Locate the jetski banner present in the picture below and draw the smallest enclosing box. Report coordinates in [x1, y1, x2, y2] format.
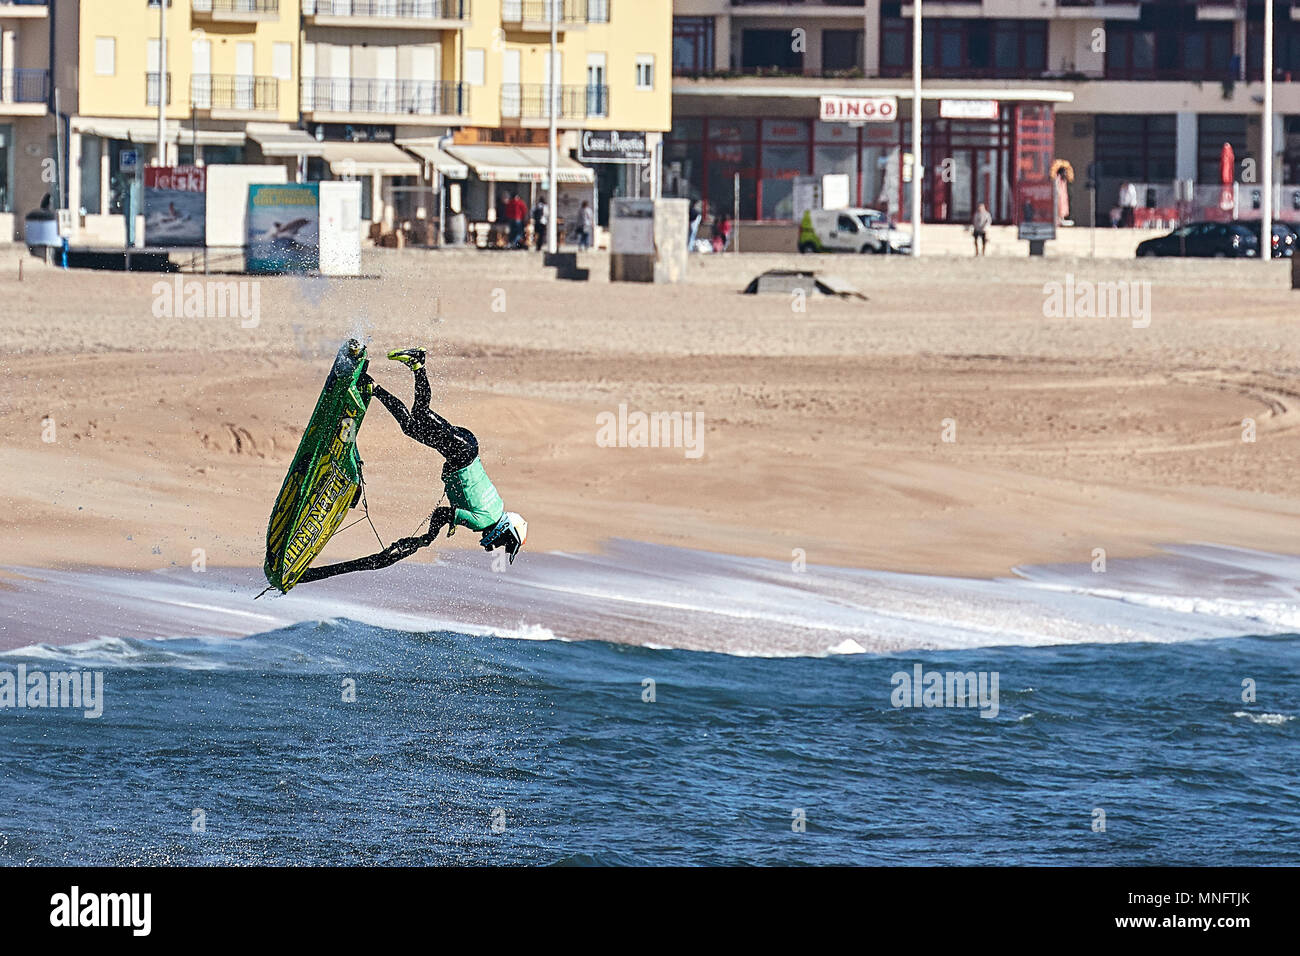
[246, 183, 320, 274]
[143, 166, 207, 248]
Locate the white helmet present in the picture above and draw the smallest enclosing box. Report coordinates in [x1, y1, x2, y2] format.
[483, 512, 528, 563]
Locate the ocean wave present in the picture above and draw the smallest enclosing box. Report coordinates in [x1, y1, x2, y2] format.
[1232, 711, 1295, 726]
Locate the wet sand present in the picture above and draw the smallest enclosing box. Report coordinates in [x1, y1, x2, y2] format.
[3, 245, 1300, 646]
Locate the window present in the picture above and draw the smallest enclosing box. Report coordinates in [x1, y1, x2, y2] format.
[635, 54, 654, 90]
[272, 43, 292, 81]
[465, 48, 485, 87]
[94, 37, 116, 77]
[1108, 12, 1233, 80]
[822, 30, 863, 73]
[742, 29, 802, 74]
[673, 16, 714, 75]
[1197, 114, 1248, 184]
[881, 18, 1045, 77]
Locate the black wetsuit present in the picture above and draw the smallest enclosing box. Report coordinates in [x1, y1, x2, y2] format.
[296, 366, 471, 584]
[370, 365, 479, 470]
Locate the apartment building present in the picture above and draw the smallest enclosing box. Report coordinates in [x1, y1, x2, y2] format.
[50, 0, 303, 239]
[1, 0, 668, 241]
[668, 1, 1300, 227]
[0, 0, 51, 239]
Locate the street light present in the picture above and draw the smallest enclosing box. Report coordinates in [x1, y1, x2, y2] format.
[547, 1, 559, 254]
[1263, 0, 1274, 261]
[156, 0, 167, 165]
[910, 0, 922, 256]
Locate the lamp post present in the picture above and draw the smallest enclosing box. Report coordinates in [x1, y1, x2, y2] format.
[156, 0, 167, 165]
[546, 1, 559, 254]
[1263, 0, 1274, 261]
[910, 0, 922, 256]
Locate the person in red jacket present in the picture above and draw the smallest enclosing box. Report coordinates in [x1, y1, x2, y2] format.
[505, 192, 528, 248]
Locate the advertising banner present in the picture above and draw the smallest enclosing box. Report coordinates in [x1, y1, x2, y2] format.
[144, 166, 206, 248]
[247, 183, 320, 273]
[1017, 181, 1056, 241]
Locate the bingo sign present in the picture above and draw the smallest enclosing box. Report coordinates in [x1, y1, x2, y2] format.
[143, 166, 207, 248]
[819, 95, 897, 123]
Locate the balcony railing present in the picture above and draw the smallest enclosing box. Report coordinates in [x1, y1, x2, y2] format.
[0, 68, 49, 104]
[192, 0, 280, 13]
[146, 72, 172, 107]
[301, 78, 469, 116]
[192, 74, 279, 112]
[731, 0, 863, 5]
[303, 0, 470, 18]
[501, 83, 608, 120]
[502, 0, 608, 26]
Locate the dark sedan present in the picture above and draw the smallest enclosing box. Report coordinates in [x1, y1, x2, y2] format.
[1136, 221, 1260, 258]
[1244, 220, 1299, 257]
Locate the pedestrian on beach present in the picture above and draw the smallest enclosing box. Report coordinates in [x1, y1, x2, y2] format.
[972, 202, 991, 256]
[1119, 181, 1138, 228]
[578, 200, 594, 250]
[714, 214, 733, 252]
[506, 192, 527, 248]
[688, 199, 703, 252]
[531, 197, 547, 251]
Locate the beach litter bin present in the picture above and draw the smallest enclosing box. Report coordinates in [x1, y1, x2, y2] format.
[24, 205, 59, 255]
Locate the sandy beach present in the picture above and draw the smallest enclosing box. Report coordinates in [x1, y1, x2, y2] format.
[3, 245, 1300, 631]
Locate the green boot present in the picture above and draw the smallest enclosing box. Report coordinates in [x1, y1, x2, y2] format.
[387, 348, 426, 371]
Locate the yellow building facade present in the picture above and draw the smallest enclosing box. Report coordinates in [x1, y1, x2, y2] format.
[6, 0, 670, 241]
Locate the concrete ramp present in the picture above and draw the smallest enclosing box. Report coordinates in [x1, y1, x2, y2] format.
[742, 269, 866, 299]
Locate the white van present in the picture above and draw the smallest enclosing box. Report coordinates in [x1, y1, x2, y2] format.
[798, 208, 911, 255]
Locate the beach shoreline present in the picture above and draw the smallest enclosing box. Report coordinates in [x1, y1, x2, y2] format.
[5, 245, 1300, 643]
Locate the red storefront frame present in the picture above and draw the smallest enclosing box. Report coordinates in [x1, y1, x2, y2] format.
[671, 107, 1050, 226]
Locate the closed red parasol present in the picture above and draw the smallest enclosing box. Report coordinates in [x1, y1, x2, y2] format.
[1219, 142, 1235, 212]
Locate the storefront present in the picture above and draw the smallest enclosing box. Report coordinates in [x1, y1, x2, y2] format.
[444, 142, 595, 244]
[666, 86, 1070, 225]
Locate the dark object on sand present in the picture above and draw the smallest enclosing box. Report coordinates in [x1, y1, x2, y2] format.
[743, 269, 866, 299]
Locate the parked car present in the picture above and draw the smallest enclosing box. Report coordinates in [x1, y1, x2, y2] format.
[1242, 220, 1298, 257]
[798, 208, 911, 254]
[1135, 221, 1260, 258]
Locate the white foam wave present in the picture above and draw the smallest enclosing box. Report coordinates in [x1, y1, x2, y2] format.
[1232, 711, 1294, 726]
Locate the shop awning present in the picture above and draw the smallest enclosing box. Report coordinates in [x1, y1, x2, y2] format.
[71, 117, 247, 147]
[318, 141, 421, 177]
[396, 139, 469, 180]
[445, 144, 595, 184]
[247, 123, 326, 158]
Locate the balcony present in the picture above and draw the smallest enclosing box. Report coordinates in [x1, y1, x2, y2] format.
[0, 1, 49, 19]
[730, 0, 864, 8]
[500, 83, 609, 123]
[1053, 0, 1142, 18]
[146, 72, 172, 107]
[192, 74, 279, 117]
[301, 78, 469, 120]
[302, 0, 471, 29]
[501, 0, 610, 33]
[191, 0, 280, 22]
[0, 68, 48, 114]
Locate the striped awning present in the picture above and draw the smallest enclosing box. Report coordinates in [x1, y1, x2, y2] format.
[397, 139, 469, 180]
[445, 144, 594, 184]
[318, 141, 421, 177]
[247, 123, 327, 157]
